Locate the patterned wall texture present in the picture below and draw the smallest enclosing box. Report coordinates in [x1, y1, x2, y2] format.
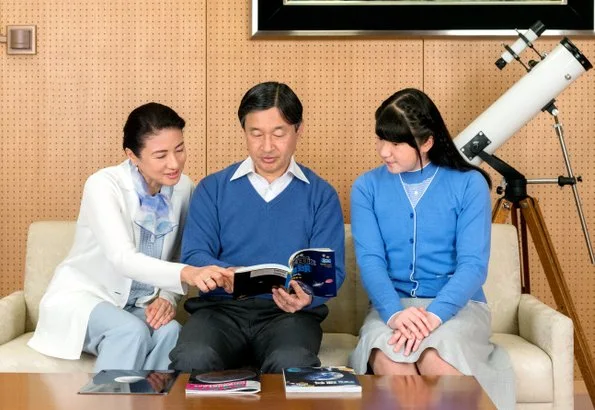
[1, 0, 594, 379]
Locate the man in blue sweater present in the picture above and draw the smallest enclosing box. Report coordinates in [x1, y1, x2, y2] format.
[169, 82, 345, 373]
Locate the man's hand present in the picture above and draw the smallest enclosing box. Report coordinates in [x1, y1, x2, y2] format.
[272, 280, 312, 313]
[180, 265, 235, 293]
[145, 297, 175, 330]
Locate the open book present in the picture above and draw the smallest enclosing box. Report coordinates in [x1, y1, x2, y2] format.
[232, 248, 336, 300]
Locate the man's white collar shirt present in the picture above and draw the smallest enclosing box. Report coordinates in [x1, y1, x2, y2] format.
[230, 156, 310, 202]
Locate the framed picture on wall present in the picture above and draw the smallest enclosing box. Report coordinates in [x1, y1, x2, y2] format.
[252, 0, 594, 37]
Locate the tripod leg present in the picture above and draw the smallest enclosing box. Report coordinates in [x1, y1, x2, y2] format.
[492, 198, 531, 293]
[520, 196, 595, 404]
[492, 197, 513, 224]
[516, 211, 531, 294]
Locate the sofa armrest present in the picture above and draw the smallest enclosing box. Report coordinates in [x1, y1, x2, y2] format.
[518, 293, 573, 406]
[0, 291, 26, 345]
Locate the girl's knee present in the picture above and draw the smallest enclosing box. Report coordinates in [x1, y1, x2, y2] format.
[417, 348, 461, 375]
[419, 348, 440, 360]
[370, 349, 417, 375]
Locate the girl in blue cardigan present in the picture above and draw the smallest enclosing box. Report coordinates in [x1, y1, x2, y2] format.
[349, 88, 514, 408]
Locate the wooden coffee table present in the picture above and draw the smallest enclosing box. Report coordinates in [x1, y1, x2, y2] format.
[1, 372, 496, 409]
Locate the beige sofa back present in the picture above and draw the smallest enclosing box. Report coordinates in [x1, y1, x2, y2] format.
[24, 221, 77, 332]
[22, 222, 371, 335]
[322, 225, 370, 335]
[483, 224, 521, 334]
[23, 221, 520, 336]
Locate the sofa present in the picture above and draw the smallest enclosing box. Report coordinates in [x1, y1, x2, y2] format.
[0, 221, 574, 408]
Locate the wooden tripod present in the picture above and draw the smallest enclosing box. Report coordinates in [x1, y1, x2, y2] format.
[492, 195, 595, 405]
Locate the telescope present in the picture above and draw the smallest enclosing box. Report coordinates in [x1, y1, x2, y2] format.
[453, 22, 595, 404]
[453, 25, 593, 263]
[455, 35, 591, 167]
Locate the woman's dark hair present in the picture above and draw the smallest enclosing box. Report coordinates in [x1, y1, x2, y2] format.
[123, 102, 185, 157]
[375, 88, 491, 187]
[237, 82, 303, 129]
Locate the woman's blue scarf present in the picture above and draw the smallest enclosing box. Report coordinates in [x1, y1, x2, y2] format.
[130, 161, 177, 237]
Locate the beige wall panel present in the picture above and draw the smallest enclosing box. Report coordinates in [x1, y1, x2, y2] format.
[425, 39, 595, 379]
[2, 0, 594, 382]
[205, 1, 423, 218]
[0, 0, 206, 295]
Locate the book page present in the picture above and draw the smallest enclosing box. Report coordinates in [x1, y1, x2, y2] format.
[234, 263, 289, 274]
[233, 264, 290, 299]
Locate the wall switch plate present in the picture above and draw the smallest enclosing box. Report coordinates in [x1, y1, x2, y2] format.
[7, 25, 36, 55]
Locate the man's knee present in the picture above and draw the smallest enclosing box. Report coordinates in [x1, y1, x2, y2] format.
[169, 343, 224, 373]
[261, 346, 320, 374]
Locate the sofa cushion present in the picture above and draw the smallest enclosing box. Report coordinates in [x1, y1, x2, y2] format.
[0, 333, 95, 372]
[318, 332, 358, 367]
[491, 333, 553, 403]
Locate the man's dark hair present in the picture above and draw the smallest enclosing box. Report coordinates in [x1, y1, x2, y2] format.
[237, 82, 303, 129]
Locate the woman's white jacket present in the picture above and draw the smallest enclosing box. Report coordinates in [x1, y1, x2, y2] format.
[28, 160, 194, 360]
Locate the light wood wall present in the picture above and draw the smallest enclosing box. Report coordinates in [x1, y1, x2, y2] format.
[2, 0, 594, 378]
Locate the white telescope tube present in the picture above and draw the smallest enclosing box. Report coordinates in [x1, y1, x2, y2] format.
[455, 38, 592, 166]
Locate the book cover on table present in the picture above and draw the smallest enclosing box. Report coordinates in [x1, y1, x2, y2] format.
[185, 368, 261, 395]
[232, 248, 336, 300]
[282, 366, 362, 394]
[78, 370, 179, 395]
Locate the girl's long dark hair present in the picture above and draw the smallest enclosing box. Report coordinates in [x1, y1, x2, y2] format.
[375, 88, 491, 188]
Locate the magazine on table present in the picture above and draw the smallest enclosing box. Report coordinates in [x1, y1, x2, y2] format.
[232, 248, 336, 300]
[282, 366, 362, 394]
[185, 368, 261, 395]
[78, 370, 179, 395]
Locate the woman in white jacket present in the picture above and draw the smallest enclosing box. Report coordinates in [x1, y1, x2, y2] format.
[28, 102, 234, 371]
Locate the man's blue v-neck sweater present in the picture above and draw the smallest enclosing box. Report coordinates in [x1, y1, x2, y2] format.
[181, 162, 345, 308]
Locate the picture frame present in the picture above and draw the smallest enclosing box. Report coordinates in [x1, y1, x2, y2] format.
[251, 0, 595, 37]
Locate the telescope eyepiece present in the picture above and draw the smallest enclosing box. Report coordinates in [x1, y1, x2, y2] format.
[530, 20, 546, 37]
[496, 20, 545, 70]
